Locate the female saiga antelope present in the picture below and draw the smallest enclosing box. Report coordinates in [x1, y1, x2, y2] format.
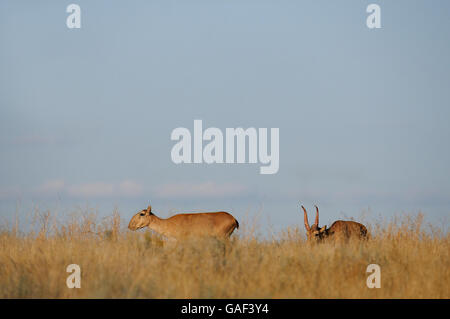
[301, 205, 368, 242]
[128, 205, 239, 240]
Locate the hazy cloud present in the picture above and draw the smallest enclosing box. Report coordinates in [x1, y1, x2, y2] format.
[0, 186, 22, 200]
[68, 180, 144, 198]
[31, 179, 144, 198]
[67, 182, 116, 198]
[35, 179, 65, 194]
[154, 182, 249, 199]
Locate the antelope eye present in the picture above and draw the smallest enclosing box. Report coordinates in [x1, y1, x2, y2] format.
[140, 213, 145, 216]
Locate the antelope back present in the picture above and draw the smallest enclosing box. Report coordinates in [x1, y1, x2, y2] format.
[327, 220, 368, 240]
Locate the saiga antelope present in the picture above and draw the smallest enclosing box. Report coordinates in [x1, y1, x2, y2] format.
[301, 205, 368, 242]
[128, 205, 239, 240]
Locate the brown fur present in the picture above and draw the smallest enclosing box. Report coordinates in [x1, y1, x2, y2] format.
[324, 220, 368, 241]
[300, 205, 368, 242]
[128, 205, 239, 240]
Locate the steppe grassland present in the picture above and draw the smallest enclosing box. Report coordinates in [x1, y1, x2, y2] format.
[0, 209, 448, 298]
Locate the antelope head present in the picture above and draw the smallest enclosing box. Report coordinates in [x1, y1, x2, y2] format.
[128, 205, 154, 230]
[301, 205, 327, 241]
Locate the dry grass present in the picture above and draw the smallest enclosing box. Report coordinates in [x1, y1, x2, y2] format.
[0, 209, 448, 298]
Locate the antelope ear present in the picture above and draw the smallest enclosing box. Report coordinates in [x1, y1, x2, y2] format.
[146, 205, 152, 213]
[320, 226, 327, 233]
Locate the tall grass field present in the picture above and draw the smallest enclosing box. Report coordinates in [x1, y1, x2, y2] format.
[0, 210, 448, 298]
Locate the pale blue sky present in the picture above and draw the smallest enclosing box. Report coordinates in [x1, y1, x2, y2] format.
[1, 1, 449, 232]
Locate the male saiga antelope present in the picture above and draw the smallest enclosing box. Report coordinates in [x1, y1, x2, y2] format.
[128, 205, 239, 240]
[301, 205, 368, 242]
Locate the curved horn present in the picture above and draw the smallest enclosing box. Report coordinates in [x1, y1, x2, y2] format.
[301, 205, 311, 231]
[314, 205, 319, 226]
